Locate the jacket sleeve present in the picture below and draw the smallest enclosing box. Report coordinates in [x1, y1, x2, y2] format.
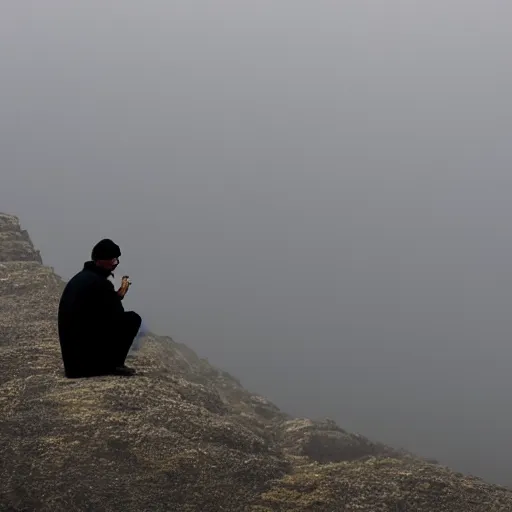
[92, 278, 125, 323]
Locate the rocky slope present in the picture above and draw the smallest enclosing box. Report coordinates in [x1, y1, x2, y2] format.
[1, 212, 512, 511]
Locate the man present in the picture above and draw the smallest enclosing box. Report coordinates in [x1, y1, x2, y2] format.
[57, 238, 142, 378]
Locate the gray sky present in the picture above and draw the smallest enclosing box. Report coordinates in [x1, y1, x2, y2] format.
[2, 1, 512, 485]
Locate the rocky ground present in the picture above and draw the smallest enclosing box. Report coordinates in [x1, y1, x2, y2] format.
[1, 212, 512, 511]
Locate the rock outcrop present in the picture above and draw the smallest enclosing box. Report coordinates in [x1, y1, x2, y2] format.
[0, 213, 42, 263]
[1, 213, 512, 511]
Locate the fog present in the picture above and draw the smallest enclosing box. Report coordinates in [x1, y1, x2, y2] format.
[2, 1, 512, 486]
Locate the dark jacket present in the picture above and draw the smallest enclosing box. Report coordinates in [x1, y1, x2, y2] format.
[57, 261, 125, 377]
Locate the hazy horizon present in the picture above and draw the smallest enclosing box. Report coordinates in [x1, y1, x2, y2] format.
[2, 1, 512, 486]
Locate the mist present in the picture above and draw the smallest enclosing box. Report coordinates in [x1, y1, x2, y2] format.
[2, 1, 512, 486]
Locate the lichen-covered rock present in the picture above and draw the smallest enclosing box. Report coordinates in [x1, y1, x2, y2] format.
[277, 417, 407, 463]
[256, 458, 512, 511]
[1, 212, 512, 511]
[0, 214, 42, 262]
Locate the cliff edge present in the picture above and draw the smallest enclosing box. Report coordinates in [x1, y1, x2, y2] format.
[1, 213, 511, 511]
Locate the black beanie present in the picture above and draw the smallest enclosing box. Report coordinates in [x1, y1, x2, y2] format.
[91, 239, 121, 261]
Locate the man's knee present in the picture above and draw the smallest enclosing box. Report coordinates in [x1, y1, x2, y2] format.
[124, 311, 142, 331]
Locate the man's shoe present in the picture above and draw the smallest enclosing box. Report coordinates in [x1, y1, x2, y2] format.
[111, 365, 136, 376]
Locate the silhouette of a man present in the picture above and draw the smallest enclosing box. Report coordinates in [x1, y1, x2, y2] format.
[57, 239, 141, 378]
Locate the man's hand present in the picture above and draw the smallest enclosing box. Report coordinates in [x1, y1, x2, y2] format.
[117, 276, 132, 299]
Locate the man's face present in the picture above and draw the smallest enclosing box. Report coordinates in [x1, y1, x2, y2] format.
[96, 257, 119, 272]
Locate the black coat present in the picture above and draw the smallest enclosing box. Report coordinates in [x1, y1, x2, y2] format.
[57, 261, 125, 376]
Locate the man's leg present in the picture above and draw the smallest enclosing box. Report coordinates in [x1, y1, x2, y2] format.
[112, 311, 142, 368]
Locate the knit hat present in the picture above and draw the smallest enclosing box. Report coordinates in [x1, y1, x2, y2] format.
[91, 239, 121, 261]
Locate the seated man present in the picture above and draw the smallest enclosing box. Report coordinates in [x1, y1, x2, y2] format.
[57, 238, 142, 378]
